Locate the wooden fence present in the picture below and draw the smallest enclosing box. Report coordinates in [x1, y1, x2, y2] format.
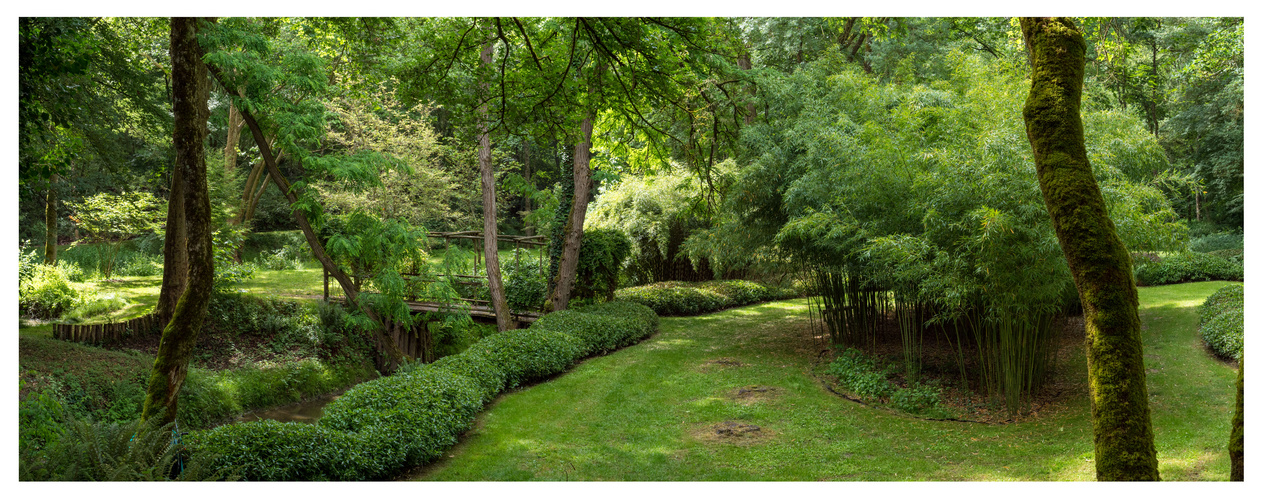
[53, 313, 162, 344]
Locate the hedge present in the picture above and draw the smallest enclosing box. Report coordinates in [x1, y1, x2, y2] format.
[1134, 251, 1243, 286]
[615, 280, 797, 316]
[186, 300, 659, 481]
[1198, 284, 1243, 360]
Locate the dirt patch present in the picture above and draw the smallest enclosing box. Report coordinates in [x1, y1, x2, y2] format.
[731, 385, 780, 404]
[691, 421, 771, 445]
[700, 357, 745, 370]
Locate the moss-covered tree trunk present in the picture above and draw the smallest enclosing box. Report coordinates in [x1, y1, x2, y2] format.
[43, 173, 58, 265]
[1230, 357, 1243, 481]
[478, 39, 514, 331]
[155, 154, 188, 322]
[1020, 17, 1159, 481]
[142, 17, 214, 425]
[548, 111, 594, 312]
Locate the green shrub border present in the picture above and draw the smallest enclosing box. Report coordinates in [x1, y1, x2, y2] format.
[614, 279, 797, 316]
[187, 300, 659, 480]
[1198, 284, 1243, 360]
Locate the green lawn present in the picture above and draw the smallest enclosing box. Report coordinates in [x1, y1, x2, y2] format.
[408, 282, 1239, 481]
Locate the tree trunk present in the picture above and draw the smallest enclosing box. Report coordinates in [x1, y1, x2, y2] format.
[43, 173, 58, 264]
[205, 63, 408, 367]
[142, 17, 214, 425]
[155, 153, 188, 322]
[548, 111, 594, 312]
[1229, 357, 1243, 481]
[478, 39, 514, 332]
[1020, 17, 1159, 481]
[224, 102, 243, 173]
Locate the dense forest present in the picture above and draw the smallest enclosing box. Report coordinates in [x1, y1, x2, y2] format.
[18, 17, 1243, 482]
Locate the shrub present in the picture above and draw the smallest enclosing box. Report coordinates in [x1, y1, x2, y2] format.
[503, 248, 548, 311]
[430, 349, 507, 403]
[317, 366, 485, 476]
[1199, 284, 1244, 360]
[1134, 251, 1243, 286]
[62, 293, 130, 322]
[1190, 231, 1242, 253]
[1200, 310, 1243, 360]
[19, 262, 85, 319]
[575, 228, 632, 301]
[177, 359, 376, 429]
[825, 348, 894, 400]
[1199, 284, 1244, 326]
[615, 280, 795, 316]
[463, 329, 586, 388]
[890, 383, 946, 417]
[1208, 248, 1243, 265]
[191, 419, 363, 481]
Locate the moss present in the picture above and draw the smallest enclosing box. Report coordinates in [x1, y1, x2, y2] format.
[1021, 17, 1159, 481]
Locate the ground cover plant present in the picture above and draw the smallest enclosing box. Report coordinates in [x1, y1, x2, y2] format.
[1134, 251, 1243, 286]
[409, 282, 1238, 481]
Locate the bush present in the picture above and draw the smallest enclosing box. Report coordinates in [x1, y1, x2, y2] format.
[1199, 284, 1244, 360]
[503, 248, 548, 311]
[429, 349, 508, 403]
[19, 262, 85, 319]
[615, 280, 796, 316]
[1190, 231, 1242, 253]
[191, 419, 364, 481]
[463, 329, 586, 389]
[1134, 251, 1243, 286]
[177, 359, 376, 429]
[575, 228, 632, 301]
[890, 383, 946, 417]
[527, 301, 659, 356]
[62, 293, 130, 322]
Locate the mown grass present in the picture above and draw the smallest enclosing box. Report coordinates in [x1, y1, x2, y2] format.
[409, 283, 1238, 481]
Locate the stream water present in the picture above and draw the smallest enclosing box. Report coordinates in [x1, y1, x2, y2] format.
[236, 390, 346, 424]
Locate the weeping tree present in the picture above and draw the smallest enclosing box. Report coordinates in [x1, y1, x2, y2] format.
[141, 17, 215, 425]
[1020, 16, 1159, 481]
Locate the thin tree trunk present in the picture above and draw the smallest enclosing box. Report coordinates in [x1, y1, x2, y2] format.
[155, 125, 189, 322]
[142, 17, 214, 425]
[548, 110, 594, 311]
[43, 173, 58, 265]
[1020, 17, 1159, 481]
[224, 102, 243, 173]
[205, 63, 408, 366]
[479, 38, 513, 332]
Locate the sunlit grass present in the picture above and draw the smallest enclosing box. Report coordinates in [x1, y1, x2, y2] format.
[409, 283, 1238, 481]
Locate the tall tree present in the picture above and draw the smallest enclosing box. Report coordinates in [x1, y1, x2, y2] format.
[1229, 357, 1243, 481]
[477, 35, 514, 331]
[142, 17, 215, 425]
[154, 162, 187, 322]
[1020, 17, 1159, 481]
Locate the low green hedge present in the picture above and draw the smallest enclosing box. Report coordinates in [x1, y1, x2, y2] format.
[1198, 284, 1243, 359]
[186, 300, 659, 481]
[1134, 252, 1243, 286]
[615, 280, 796, 316]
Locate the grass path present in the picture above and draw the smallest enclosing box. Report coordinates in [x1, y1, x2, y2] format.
[407, 282, 1238, 481]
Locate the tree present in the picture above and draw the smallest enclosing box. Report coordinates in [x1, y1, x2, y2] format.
[477, 35, 514, 331]
[66, 191, 164, 278]
[1020, 17, 1159, 481]
[141, 17, 216, 425]
[1229, 357, 1243, 481]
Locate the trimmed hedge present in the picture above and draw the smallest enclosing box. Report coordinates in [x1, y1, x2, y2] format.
[615, 280, 797, 316]
[186, 300, 658, 481]
[1134, 252, 1243, 286]
[1198, 284, 1243, 360]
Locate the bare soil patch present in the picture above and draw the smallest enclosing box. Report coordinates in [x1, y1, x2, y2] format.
[690, 421, 771, 445]
[730, 385, 780, 404]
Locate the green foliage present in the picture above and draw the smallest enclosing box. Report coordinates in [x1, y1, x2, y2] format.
[19, 385, 67, 454]
[588, 169, 716, 284]
[190, 419, 364, 481]
[62, 293, 130, 323]
[1134, 251, 1243, 286]
[20, 415, 235, 481]
[502, 248, 548, 311]
[66, 191, 164, 278]
[19, 259, 87, 319]
[463, 329, 586, 389]
[890, 383, 948, 418]
[1198, 284, 1243, 359]
[1190, 231, 1242, 253]
[614, 280, 796, 316]
[825, 348, 894, 400]
[429, 349, 507, 403]
[574, 228, 633, 302]
[177, 359, 375, 430]
[213, 226, 255, 293]
[529, 301, 658, 357]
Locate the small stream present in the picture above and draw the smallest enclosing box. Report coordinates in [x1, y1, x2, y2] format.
[236, 390, 346, 424]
